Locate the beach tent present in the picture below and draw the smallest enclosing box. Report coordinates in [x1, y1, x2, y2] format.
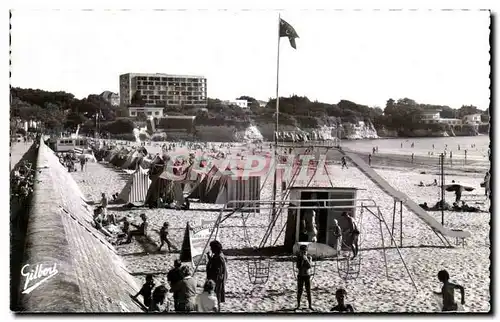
[197, 165, 261, 205]
[144, 163, 192, 207]
[117, 166, 151, 203]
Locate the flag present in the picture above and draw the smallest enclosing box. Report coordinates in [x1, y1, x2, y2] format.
[279, 18, 299, 49]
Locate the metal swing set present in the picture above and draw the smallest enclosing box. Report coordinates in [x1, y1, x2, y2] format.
[192, 142, 419, 291]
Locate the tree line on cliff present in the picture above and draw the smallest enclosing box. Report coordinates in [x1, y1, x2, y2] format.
[10, 87, 490, 137]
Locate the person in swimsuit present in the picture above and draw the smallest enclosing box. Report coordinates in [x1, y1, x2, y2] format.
[331, 219, 343, 253]
[342, 212, 359, 259]
[433, 269, 465, 312]
[330, 288, 354, 312]
[296, 244, 313, 311]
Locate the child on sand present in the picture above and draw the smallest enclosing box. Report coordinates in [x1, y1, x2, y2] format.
[433, 270, 465, 312]
[196, 280, 218, 312]
[158, 222, 178, 252]
[330, 288, 354, 312]
[296, 244, 313, 311]
[132, 274, 155, 308]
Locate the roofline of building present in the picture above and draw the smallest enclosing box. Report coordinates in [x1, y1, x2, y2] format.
[128, 106, 164, 110]
[120, 73, 206, 79]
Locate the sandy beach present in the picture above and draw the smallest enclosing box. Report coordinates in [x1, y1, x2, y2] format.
[71, 145, 490, 313]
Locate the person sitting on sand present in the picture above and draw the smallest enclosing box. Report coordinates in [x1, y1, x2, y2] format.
[132, 274, 155, 309]
[196, 279, 218, 312]
[342, 212, 360, 259]
[118, 217, 130, 239]
[433, 269, 465, 312]
[419, 202, 430, 210]
[330, 288, 354, 312]
[158, 222, 178, 252]
[206, 240, 227, 311]
[125, 213, 148, 243]
[296, 244, 313, 311]
[433, 179, 438, 186]
[418, 181, 424, 187]
[452, 202, 461, 212]
[149, 285, 168, 312]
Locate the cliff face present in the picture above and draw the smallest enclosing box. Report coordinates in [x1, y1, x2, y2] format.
[194, 120, 380, 142]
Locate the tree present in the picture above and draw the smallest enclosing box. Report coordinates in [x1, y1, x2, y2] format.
[136, 111, 148, 122]
[131, 91, 145, 106]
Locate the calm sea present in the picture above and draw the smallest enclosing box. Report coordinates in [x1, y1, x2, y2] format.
[341, 135, 490, 161]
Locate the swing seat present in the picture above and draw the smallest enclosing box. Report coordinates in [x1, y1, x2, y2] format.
[247, 257, 271, 285]
[336, 252, 361, 280]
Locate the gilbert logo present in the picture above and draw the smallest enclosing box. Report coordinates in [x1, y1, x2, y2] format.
[21, 263, 59, 294]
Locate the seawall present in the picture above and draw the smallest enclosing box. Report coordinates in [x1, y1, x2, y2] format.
[16, 139, 142, 313]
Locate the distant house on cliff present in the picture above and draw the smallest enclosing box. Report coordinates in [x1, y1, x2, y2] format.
[420, 109, 483, 126]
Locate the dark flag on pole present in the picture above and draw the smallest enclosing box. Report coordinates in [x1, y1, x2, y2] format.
[279, 18, 299, 49]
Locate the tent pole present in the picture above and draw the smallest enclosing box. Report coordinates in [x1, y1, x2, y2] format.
[391, 199, 396, 246]
[399, 201, 403, 248]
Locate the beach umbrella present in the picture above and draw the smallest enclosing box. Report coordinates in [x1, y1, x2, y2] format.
[444, 183, 475, 192]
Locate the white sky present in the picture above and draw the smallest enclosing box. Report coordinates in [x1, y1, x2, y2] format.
[10, 9, 490, 109]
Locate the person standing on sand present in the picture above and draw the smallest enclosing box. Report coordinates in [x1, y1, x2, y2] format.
[368, 154, 372, 166]
[167, 259, 183, 311]
[296, 244, 313, 311]
[330, 288, 354, 312]
[342, 212, 360, 259]
[302, 201, 318, 242]
[171, 265, 198, 312]
[206, 240, 227, 311]
[132, 274, 155, 309]
[411, 153, 414, 164]
[433, 269, 465, 312]
[331, 219, 343, 253]
[80, 154, 86, 172]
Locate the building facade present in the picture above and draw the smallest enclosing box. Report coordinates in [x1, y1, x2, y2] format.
[420, 109, 484, 126]
[420, 109, 442, 124]
[128, 106, 165, 118]
[462, 113, 482, 124]
[119, 73, 207, 108]
[222, 99, 249, 109]
[100, 91, 120, 106]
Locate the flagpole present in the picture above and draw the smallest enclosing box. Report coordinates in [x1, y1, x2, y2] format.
[271, 13, 281, 220]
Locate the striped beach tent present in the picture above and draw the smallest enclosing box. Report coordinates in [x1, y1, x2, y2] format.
[221, 174, 261, 208]
[116, 166, 151, 204]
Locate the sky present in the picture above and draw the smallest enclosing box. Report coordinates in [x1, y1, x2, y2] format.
[10, 9, 491, 109]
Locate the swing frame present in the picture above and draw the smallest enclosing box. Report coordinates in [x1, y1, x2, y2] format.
[192, 198, 419, 292]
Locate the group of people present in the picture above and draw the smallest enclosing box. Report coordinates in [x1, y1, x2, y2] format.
[11, 160, 35, 201]
[132, 240, 227, 313]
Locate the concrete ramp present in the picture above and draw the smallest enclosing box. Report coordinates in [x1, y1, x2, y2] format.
[340, 148, 471, 239]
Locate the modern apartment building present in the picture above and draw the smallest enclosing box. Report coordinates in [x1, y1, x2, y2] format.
[119, 73, 207, 108]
